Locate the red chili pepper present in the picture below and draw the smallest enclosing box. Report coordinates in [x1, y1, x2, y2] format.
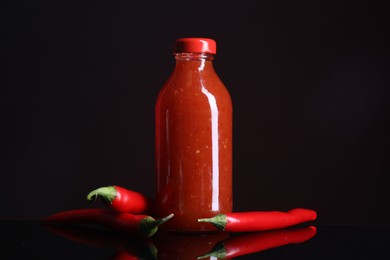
[87, 185, 153, 214]
[198, 208, 317, 232]
[198, 226, 317, 259]
[44, 208, 173, 237]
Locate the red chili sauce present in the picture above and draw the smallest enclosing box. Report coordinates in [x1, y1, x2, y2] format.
[155, 39, 232, 232]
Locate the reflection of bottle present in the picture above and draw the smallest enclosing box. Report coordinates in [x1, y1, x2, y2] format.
[155, 38, 233, 232]
[152, 230, 229, 259]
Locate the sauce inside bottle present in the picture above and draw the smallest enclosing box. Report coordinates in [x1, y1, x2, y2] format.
[155, 38, 232, 232]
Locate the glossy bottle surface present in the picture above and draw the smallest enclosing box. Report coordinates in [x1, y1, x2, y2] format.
[155, 46, 233, 232]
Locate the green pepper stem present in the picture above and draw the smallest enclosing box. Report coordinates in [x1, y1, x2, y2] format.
[141, 214, 174, 237]
[153, 213, 175, 227]
[198, 214, 227, 231]
[86, 186, 117, 204]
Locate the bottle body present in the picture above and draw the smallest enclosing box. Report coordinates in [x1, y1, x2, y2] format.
[155, 52, 232, 232]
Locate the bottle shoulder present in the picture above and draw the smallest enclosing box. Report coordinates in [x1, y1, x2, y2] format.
[157, 73, 231, 106]
[162, 67, 229, 92]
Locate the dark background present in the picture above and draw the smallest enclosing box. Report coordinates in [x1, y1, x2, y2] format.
[2, 0, 389, 225]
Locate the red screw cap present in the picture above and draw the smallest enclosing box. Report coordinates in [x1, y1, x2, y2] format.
[174, 38, 217, 54]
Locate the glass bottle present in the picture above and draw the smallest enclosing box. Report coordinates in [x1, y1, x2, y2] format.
[155, 38, 232, 232]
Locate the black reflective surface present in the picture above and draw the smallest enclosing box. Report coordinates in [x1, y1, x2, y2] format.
[1, 221, 389, 259]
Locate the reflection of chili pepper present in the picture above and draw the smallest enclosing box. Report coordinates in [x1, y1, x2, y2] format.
[198, 208, 317, 232]
[44, 208, 173, 237]
[152, 230, 230, 260]
[44, 223, 157, 259]
[87, 185, 153, 214]
[199, 226, 317, 259]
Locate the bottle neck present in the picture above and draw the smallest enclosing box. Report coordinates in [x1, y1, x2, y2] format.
[175, 52, 214, 61]
[174, 52, 215, 72]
